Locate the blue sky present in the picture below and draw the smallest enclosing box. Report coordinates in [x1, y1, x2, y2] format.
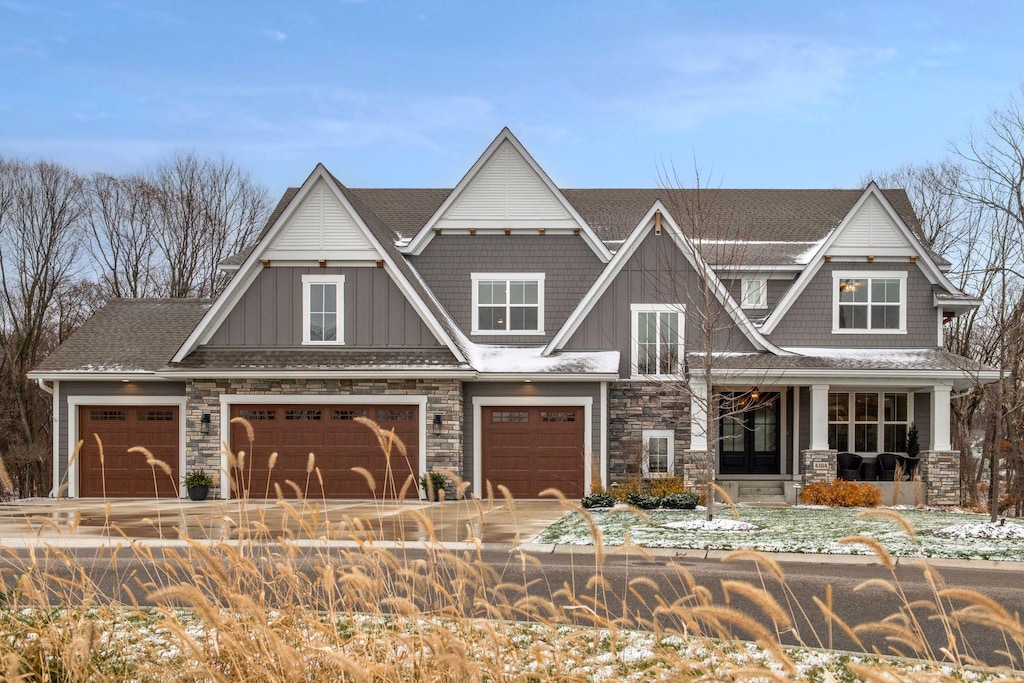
[2, 1, 1022, 198]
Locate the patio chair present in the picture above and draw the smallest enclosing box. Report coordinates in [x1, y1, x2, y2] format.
[876, 452, 898, 481]
[836, 452, 862, 481]
[895, 454, 920, 480]
[859, 457, 879, 481]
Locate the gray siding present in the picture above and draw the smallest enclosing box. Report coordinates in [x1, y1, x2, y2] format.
[208, 266, 442, 348]
[913, 391, 931, 450]
[57, 381, 187, 488]
[722, 276, 795, 319]
[461, 381, 602, 490]
[411, 235, 605, 344]
[768, 261, 938, 347]
[565, 230, 759, 377]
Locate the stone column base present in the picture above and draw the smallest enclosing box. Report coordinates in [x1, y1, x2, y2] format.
[800, 449, 837, 486]
[920, 450, 961, 507]
[683, 450, 715, 487]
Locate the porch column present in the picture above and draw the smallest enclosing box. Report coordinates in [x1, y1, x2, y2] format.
[809, 384, 830, 450]
[930, 383, 952, 451]
[690, 381, 708, 451]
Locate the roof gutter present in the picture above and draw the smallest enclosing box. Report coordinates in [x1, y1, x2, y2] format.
[36, 378, 54, 395]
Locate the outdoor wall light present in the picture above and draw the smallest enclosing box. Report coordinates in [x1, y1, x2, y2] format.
[433, 413, 442, 436]
[750, 387, 760, 401]
[200, 413, 211, 435]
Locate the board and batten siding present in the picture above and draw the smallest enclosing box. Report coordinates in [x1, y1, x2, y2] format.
[563, 229, 759, 378]
[59, 381, 187, 487]
[207, 266, 442, 347]
[461, 381, 601, 490]
[411, 235, 604, 344]
[767, 261, 938, 347]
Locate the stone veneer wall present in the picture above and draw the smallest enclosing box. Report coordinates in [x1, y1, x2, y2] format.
[185, 378, 462, 498]
[683, 450, 714, 486]
[800, 449, 836, 486]
[607, 381, 691, 482]
[919, 450, 961, 507]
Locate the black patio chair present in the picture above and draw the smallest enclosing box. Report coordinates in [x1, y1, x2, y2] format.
[895, 454, 920, 480]
[876, 452, 898, 481]
[859, 457, 879, 481]
[836, 452, 862, 481]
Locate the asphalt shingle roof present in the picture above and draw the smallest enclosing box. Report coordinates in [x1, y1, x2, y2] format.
[31, 299, 211, 373]
[172, 347, 463, 370]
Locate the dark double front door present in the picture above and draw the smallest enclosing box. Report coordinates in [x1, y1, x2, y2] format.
[719, 392, 781, 475]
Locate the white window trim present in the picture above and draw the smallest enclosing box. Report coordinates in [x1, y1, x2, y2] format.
[470, 272, 546, 336]
[740, 277, 768, 309]
[827, 390, 914, 454]
[630, 303, 685, 378]
[642, 429, 674, 477]
[302, 274, 346, 345]
[831, 270, 908, 334]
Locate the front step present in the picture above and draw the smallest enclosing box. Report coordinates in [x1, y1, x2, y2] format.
[733, 482, 787, 505]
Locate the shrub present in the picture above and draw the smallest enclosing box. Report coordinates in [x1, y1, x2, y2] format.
[580, 491, 616, 508]
[183, 470, 213, 488]
[799, 479, 882, 507]
[626, 492, 662, 509]
[661, 491, 700, 509]
[610, 478, 643, 502]
[649, 476, 687, 498]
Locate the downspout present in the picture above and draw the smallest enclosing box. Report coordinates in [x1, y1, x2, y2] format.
[36, 379, 57, 497]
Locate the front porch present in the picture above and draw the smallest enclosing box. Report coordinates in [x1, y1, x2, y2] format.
[685, 382, 961, 506]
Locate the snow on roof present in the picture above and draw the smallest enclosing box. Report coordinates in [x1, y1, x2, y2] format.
[465, 344, 619, 375]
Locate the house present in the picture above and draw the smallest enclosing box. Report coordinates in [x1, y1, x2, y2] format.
[29, 129, 996, 504]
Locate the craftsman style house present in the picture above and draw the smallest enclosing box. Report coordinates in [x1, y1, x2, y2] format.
[30, 129, 994, 504]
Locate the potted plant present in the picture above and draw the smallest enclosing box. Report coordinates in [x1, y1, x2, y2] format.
[419, 470, 448, 501]
[183, 470, 214, 501]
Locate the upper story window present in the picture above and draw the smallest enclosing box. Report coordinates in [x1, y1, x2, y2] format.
[471, 273, 545, 335]
[302, 274, 345, 345]
[832, 271, 907, 334]
[740, 277, 768, 309]
[631, 304, 684, 377]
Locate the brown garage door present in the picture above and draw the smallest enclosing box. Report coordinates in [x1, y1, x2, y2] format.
[79, 406, 180, 497]
[229, 404, 419, 499]
[482, 406, 585, 498]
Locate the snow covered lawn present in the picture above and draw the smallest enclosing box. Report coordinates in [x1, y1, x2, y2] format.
[534, 506, 1024, 561]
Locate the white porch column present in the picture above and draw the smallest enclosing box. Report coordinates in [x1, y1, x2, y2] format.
[690, 381, 708, 451]
[931, 383, 953, 451]
[810, 384, 830, 451]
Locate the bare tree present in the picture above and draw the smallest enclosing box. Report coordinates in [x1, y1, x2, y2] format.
[85, 172, 160, 298]
[0, 158, 86, 496]
[147, 152, 271, 298]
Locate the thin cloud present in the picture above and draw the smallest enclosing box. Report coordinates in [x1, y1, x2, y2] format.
[264, 29, 288, 42]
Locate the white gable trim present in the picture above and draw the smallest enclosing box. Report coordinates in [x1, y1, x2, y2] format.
[400, 128, 611, 262]
[172, 165, 466, 364]
[761, 183, 964, 335]
[545, 201, 785, 356]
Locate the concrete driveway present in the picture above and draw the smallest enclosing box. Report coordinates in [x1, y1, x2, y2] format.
[0, 497, 570, 548]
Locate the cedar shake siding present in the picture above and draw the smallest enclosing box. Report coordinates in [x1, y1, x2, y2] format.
[767, 261, 938, 348]
[411, 235, 605, 345]
[207, 266, 443, 348]
[563, 229, 759, 378]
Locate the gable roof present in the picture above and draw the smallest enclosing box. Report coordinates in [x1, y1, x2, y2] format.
[760, 183, 969, 334]
[545, 200, 788, 356]
[29, 299, 211, 378]
[399, 128, 612, 261]
[172, 164, 468, 364]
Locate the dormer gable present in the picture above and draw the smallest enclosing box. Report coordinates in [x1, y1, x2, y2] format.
[401, 128, 611, 261]
[829, 193, 915, 255]
[264, 176, 379, 262]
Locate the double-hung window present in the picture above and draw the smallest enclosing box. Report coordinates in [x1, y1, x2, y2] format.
[471, 273, 545, 334]
[833, 271, 907, 333]
[828, 390, 912, 453]
[302, 274, 345, 344]
[631, 304, 684, 377]
[642, 429, 674, 477]
[740, 277, 767, 309]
